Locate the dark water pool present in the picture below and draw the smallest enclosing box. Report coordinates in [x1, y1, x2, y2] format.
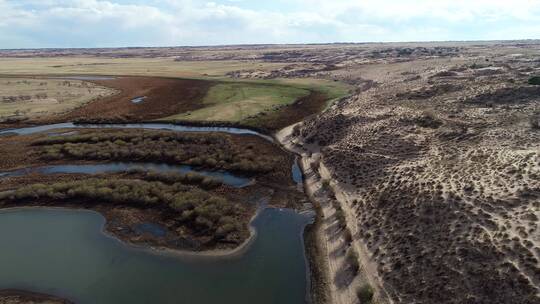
[131, 96, 146, 104]
[292, 158, 303, 185]
[0, 207, 312, 304]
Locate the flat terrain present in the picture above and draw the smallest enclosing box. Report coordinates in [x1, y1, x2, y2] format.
[56, 77, 213, 122]
[166, 82, 309, 122]
[0, 78, 115, 122]
[0, 57, 288, 79]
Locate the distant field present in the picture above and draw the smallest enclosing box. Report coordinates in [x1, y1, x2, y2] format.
[165, 82, 309, 122]
[0, 57, 353, 126]
[0, 77, 116, 122]
[0, 57, 287, 78]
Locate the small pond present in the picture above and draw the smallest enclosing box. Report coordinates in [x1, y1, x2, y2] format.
[131, 96, 146, 104]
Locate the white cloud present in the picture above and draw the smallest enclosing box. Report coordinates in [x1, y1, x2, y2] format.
[0, 0, 540, 48]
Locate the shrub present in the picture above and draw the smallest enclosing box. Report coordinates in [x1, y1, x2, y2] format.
[530, 113, 540, 130]
[528, 76, 540, 85]
[357, 284, 374, 304]
[310, 161, 320, 173]
[5, 178, 243, 239]
[34, 130, 278, 174]
[321, 179, 330, 190]
[346, 248, 360, 275]
[343, 228, 353, 245]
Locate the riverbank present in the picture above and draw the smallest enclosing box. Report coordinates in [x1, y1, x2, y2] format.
[0, 125, 304, 252]
[0, 289, 73, 304]
[276, 124, 390, 304]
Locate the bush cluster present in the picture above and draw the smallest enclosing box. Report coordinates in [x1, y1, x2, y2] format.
[528, 76, 540, 85]
[34, 131, 277, 174]
[128, 169, 222, 189]
[346, 247, 360, 275]
[357, 284, 374, 304]
[332, 199, 347, 229]
[0, 178, 244, 240]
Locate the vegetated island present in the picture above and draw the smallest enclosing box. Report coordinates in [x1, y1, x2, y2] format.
[0, 128, 307, 253]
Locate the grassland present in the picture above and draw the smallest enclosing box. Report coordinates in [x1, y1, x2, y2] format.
[164, 82, 310, 122]
[0, 57, 288, 79]
[0, 77, 116, 122]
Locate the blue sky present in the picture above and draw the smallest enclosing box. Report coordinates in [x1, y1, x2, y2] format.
[1, 0, 540, 48]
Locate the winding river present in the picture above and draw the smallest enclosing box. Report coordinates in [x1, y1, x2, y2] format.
[0, 123, 312, 304]
[0, 162, 253, 188]
[0, 123, 274, 141]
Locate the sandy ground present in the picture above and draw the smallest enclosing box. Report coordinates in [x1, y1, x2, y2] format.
[277, 125, 392, 304]
[292, 43, 540, 303]
[0, 77, 115, 122]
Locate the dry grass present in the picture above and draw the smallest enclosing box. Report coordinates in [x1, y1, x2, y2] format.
[0, 57, 288, 79]
[0, 77, 115, 122]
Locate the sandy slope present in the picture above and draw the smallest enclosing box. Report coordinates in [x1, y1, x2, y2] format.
[277, 125, 392, 304]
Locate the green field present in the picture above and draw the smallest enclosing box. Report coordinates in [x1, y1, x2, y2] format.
[164, 82, 310, 122]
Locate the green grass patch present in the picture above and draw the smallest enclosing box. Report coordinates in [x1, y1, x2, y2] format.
[165, 82, 309, 122]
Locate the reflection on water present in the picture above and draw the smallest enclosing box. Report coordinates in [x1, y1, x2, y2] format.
[0, 208, 312, 304]
[0, 123, 273, 141]
[0, 162, 253, 188]
[131, 96, 146, 104]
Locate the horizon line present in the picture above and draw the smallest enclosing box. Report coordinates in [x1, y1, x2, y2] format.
[1, 38, 540, 51]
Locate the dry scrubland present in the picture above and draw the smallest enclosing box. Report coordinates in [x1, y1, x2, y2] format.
[281, 42, 540, 304]
[0, 78, 115, 122]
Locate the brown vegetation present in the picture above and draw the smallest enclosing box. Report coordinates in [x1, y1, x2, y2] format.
[292, 43, 540, 304]
[52, 77, 214, 122]
[33, 130, 279, 174]
[244, 91, 331, 131]
[0, 175, 250, 249]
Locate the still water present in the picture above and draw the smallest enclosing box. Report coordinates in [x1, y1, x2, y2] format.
[0, 162, 252, 188]
[0, 208, 312, 304]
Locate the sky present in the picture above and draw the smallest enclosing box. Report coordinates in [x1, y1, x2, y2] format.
[1, 0, 540, 48]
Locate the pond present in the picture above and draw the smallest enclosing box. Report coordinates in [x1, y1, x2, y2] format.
[131, 96, 147, 104]
[0, 162, 253, 188]
[0, 207, 313, 304]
